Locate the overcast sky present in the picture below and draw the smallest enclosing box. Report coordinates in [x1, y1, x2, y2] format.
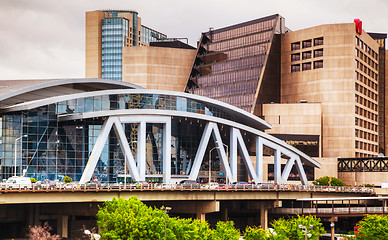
[0, 0, 387, 80]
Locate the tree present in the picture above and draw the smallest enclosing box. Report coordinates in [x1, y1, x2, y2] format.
[270, 215, 325, 240]
[64, 176, 72, 183]
[97, 196, 217, 240]
[355, 214, 388, 239]
[211, 221, 240, 240]
[312, 176, 345, 186]
[97, 197, 165, 239]
[27, 222, 60, 240]
[244, 226, 268, 240]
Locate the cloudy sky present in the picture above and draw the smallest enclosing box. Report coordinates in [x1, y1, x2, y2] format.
[0, 0, 387, 80]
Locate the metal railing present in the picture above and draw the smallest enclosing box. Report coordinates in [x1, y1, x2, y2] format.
[0, 182, 375, 194]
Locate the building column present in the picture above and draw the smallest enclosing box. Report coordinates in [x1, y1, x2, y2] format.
[57, 215, 69, 238]
[260, 206, 268, 229]
[196, 211, 206, 221]
[221, 206, 228, 221]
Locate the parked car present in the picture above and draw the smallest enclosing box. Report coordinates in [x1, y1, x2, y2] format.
[156, 183, 176, 189]
[5, 176, 32, 189]
[178, 180, 200, 189]
[231, 182, 253, 189]
[255, 182, 275, 189]
[201, 182, 219, 189]
[219, 183, 232, 189]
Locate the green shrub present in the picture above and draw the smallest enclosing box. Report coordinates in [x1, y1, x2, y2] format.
[312, 176, 345, 186]
[64, 176, 72, 183]
[244, 226, 268, 240]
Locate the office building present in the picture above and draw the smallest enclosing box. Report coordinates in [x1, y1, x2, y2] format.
[85, 10, 167, 81]
[186, 15, 387, 185]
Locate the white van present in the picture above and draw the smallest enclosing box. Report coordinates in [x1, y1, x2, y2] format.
[5, 176, 32, 189]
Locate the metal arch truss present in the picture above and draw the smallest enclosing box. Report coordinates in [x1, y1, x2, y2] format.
[80, 116, 171, 184]
[80, 117, 309, 185]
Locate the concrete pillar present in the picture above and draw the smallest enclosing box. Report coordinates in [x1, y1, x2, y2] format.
[33, 204, 40, 226]
[260, 206, 268, 229]
[221, 206, 228, 221]
[57, 215, 69, 238]
[27, 204, 34, 227]
[196, 211, 206, 221]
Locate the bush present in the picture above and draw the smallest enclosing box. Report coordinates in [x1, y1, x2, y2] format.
[312, 176, 345, 186]
[64, 176, 72, 183]
[96, 197, 241, 240]
[244, 226, 268, 240]
[355, 215, 388, 239]
[270, 215, 325, 239]
[30, 178, 37, 183]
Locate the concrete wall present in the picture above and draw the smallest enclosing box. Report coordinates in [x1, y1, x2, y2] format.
[122, 46, 196, 91]
[281, 23, 380, 158]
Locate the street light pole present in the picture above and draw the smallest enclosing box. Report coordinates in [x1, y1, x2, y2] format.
[209, 147, 218, 183]
[161, 206, 172, 240]
[14, 135, 27, 177]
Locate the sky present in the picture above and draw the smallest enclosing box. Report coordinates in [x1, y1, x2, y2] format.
[0, 0, 387, 80]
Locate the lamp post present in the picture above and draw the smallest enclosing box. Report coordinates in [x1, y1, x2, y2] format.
[14, 135, 27, 177]
[161, 206, 172, 240]
[209, 146, 218, 183]
[298, 224, 314, 240]
[124, 140, 137, 188]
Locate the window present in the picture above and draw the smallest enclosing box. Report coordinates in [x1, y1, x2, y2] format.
[314, 49, 323, 58]
[314, 37, 323, 46]
[291, 64, 300, 72]
[302, 39, 312, 48]
[302, 51, 312, 60]
[291, 42, 300, 51]
[313, 60, 323, 69]
[291, 53, 300, 61]
[302, 62, 311, 71]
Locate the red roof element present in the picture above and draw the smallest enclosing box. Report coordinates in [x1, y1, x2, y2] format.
[354, 19, 362, 35]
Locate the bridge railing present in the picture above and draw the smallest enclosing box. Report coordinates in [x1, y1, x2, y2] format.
[0, 182, 375, 193]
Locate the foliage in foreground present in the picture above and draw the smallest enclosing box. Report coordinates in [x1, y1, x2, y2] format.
[312, 176, 345, 186]
[270, 215, 325, 240]
[97, 197, 326, 240]
[27, 222, 60, 240]
[96, 197, 241, 240]
[64, 175, 72, 183]
[355, 214, 388, 239]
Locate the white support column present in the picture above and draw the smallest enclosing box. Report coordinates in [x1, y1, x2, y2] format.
[189, 122, 213, 181]
[138, 121, 146, 181]
[256, 137, 264, 183]
[274, 148, 282, 184]
[111, 118, 140, 182]
[163, 118, 172, 183]
[295, 156, 309, 185]
[280, 157, 296, 184]
[80, 117, 114, 184]
[232, 128, 258, 183]
[212, 123, 233, 183]
[230, 128, 238, 182]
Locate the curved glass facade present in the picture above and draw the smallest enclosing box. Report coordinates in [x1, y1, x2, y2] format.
[56, 93, 228, 120]
[0, 93, 251, 183]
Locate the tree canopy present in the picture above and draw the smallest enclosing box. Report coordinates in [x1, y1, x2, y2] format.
[355, 214, 388, 239]
[312, 176, 345, 186]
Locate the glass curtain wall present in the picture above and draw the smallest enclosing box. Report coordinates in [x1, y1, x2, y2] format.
[101, 17, 129, 80]
[187, 16, 278, 112]
[1, 94, 247, 182]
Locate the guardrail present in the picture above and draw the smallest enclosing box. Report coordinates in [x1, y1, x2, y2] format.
[0, 183, 375, 194]
[272, 207, 388, 215]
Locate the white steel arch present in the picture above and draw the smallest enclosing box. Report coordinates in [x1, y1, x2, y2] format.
[80, 116, 313, 185]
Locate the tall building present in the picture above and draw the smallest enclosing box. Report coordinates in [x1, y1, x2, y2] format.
[85, 10, 167, 81]
[186, 14, 289, 113]
[186, 16, 388, 185]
